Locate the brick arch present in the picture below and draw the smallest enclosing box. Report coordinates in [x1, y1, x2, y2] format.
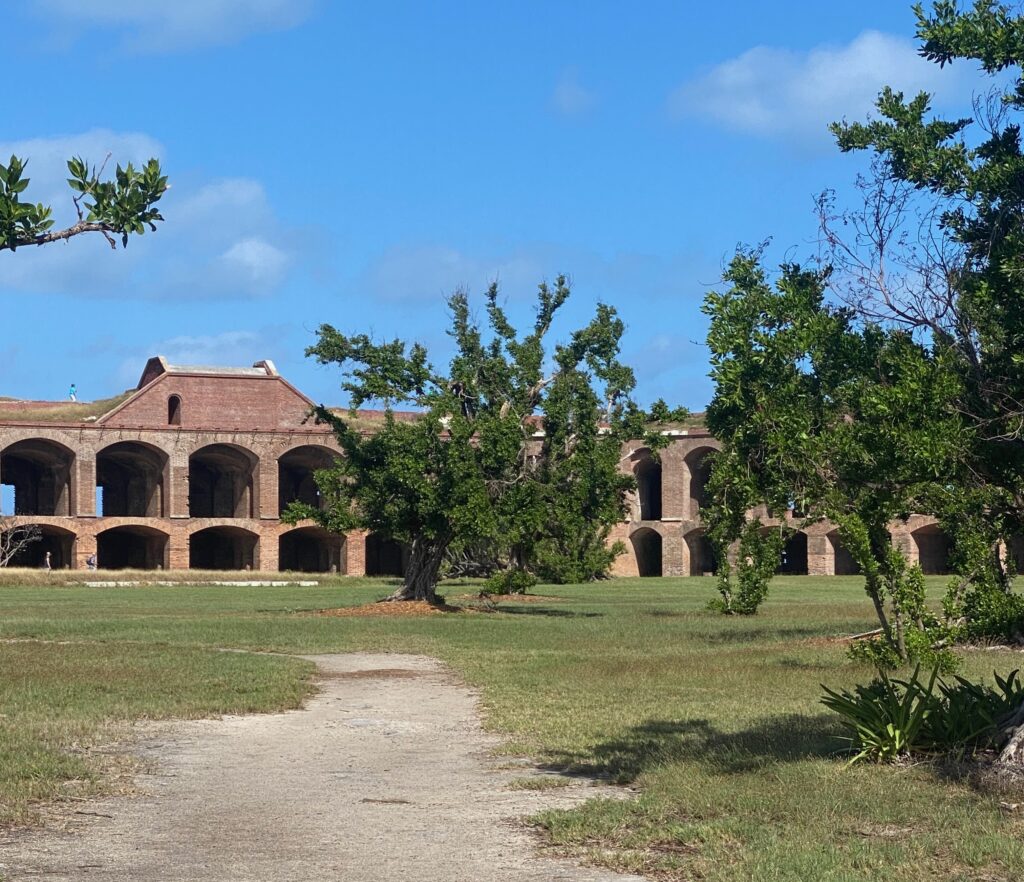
[95, 440, 170, 518]
[630, 525, 663, 577]
[279, 524, 345, 573]
[189, 524, 260, 571]
[629, 447, 661, 521]
[277, 444, 341, 515]
[2, 521, 77, 569]
[683, 527, 716, 576]
[96, 523, 170, 570]
[188, 443, 259, 519]
[1, 437, 77, 516]
[683, 445, 716, 519]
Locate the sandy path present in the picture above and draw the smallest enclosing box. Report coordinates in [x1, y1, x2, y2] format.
[0, 653, 645, 881]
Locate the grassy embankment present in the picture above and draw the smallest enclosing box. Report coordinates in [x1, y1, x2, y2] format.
[1, 576, 1023, 881]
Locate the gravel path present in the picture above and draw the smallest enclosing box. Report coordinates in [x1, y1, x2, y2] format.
[0, 653, 645, 881]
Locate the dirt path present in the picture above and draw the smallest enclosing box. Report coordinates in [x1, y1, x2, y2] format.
[0, 653, 645, 881]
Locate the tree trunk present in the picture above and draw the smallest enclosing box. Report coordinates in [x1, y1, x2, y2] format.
[998, 701, 1024, 765]
[384, 535, 449, 604]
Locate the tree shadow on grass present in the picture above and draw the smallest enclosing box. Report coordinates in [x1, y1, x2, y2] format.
[696, 626, 835, 645]
[494, 606, 603, 619]
[541, 713, 845, 783]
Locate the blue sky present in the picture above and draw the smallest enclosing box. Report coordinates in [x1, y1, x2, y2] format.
[0, 1, 995, 410]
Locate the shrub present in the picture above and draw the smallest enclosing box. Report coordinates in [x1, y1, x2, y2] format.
[708, 521, 783, 616]
[821, 667, 937, 764]
[482, 568, 538, 596]
[959, 587, 1024, 644]
[847, 618, 961, 674]
[822, 667, 1024, 764]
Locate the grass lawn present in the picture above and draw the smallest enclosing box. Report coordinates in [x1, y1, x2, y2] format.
[1, 575, 1023, 880]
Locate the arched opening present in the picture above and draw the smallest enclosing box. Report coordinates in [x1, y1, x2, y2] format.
[188, 445, 257, 519]
[685, 446, 715, 518]
[1006, 535, 1024, 575]
[0, 439, 76, 516]
[278, 446, 338, 515]
[189, 526, 259, 571]
[912, 524, 952, 575]
[631, 527, 663, 577]
[685, 528, 716, 576]
[168, 395, 182, 426]
[633, 450, 662, 521]
[97, 525, 169, 570]
[279, 527, 346, 573]
[779, 531, 808, 575]
[2, 524, 75, 569]
[364, 534, 408, 577]
[827, 531, 861, 575]
[96, 442, 168, 518]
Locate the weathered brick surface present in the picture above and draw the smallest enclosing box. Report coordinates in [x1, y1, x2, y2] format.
[0, 362, 945, 576]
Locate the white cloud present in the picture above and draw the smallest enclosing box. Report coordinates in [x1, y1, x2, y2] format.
[35, 0, 317, 53]
[551, 68, 597, 117]
[363, 244, 550, 304]
[220, 238, 290, 288]
[0, 129, 164, 212]
[361, 241, 711, 306]
[669, 30, 969, 145]
[0, 130, 298, 300]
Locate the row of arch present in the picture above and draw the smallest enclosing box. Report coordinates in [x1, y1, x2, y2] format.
[628, 523, 996, 577]
[0, 439, 337, 520]
[3, 523, 411, 575]
[632, 445, 714, 521]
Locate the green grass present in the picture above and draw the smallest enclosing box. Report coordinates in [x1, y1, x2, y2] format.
[1, 575, 1022, 880]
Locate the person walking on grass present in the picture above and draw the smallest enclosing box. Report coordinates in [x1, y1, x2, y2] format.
[68, 383, 77, 402]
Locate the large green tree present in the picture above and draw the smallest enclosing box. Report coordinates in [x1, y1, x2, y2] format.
[1, 154, 167, 251]
[703, 251, 965, 659]
[707, 0, 1024, 761]
[823, 1, 1024, 560]
[286, 279, 669, 603]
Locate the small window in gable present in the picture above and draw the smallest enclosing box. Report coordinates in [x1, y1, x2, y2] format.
[168, 395, 182, 426]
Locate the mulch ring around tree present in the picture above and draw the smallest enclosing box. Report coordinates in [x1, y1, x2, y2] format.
[316, 600, 465, 617]
[312, 593, 567, 618]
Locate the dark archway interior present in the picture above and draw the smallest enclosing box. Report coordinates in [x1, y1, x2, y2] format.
[1007, 535, 1024, 575]
[828, 532, 861, 575]
[0, 440, 75, 516]
[279, 528, 345, 572]
[188, 445, 256, 519]
[96, 442, 167, 517]
[779, 532, 808, 575]
[365, 534, 408, 576]
[189, 527, 258, 570]
[686, 448, 714, 516]
[3, 526, 74, 568]
[278, 446, 337, 515]
[686, 530, 716, 576]
[635, 455, 662, 521]
[631, 528, 663, 577]
[97, 527, 168, 570]
[914, 525, 952, 575]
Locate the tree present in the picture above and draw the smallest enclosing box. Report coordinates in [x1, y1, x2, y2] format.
[0, 517, 41, 568]
[703, 250, 966, 660]
[822, 0, 1024, 763]
[1, 154, 167, 251]
[285, 279, 671, 603]
[709, 1, 1024, 760]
